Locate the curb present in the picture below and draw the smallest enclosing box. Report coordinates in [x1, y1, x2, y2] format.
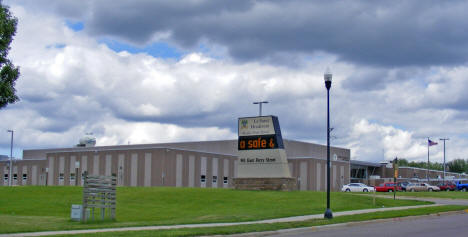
[217, 210, 467, 237]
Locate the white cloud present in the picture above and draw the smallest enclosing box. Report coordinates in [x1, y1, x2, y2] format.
[98, 119, 235, 146]
[346, 119, 468, 163]
[2, 1, 468, 165]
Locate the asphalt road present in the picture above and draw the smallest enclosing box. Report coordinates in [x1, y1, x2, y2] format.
[265, 211, 468, 237]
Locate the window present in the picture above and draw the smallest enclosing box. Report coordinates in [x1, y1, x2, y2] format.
[212, 176, 217, 184]
[200, 175, 206, 183]
[22, 174, 27, 181]
[223, 176, 228, 184]
[70, 173, 76, 180]
[13, 174, 17, 180]
[59, 173, 64, 180]
[3, 174, 7, 181]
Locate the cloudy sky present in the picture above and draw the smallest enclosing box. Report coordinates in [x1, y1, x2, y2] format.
[1, 0, 468, 163]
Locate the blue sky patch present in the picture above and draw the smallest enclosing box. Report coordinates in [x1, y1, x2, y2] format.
[65, 20, 84, 32]
[46, 43, 66, 49]
[99, 38, 183, 59]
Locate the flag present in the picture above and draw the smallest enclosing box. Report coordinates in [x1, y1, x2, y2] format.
[428, 139, 438, 146]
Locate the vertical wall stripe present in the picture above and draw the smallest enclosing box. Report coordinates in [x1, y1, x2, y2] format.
[223, 159, 229, 188]
[332, 165, 337, 190]
[22, 166, 28, 186]
[93, 155, 99, 175]
[81, 156, 87, 186]
[2, 166, 7, 186]
[176, 154, 183, 187]
[70, 156, 76, 173]
[105, 155, 112, 176]
[316, 163, 321, 191]
[13, 166, 18, 186]
[70, 156, 76, 186]
[32, 165, 37, 185]
[340, 166, 345, 189]
[188, 155, 195, 187]
[58, 156, 65, 186]
[212, 158, 218, 188]
[144, 153, 152, 187]
[201, 157, 207, 188]
[118, 154, 125, 186]
[233, 160, 238, 178]
[300, 161, 307, 191]
[131, 153, 138, 186]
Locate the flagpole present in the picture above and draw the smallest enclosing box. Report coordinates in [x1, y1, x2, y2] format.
[427, 137, 429, 182]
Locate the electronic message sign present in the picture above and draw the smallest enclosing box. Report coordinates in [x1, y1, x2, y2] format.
[236, 116, 291, 178]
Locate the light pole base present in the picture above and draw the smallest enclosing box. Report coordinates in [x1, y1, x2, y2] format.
[324, 208, 333, 219]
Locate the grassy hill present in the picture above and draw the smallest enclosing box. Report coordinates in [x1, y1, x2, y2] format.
[0, 186, 429, 233]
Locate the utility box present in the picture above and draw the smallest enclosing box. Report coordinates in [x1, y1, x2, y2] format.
[71, 204, 89, 221]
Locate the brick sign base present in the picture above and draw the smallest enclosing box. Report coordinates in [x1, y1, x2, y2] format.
[233, 177, 297, 191]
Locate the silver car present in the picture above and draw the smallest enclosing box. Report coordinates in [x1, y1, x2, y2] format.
[342, 183, 375, 192]
[406, 183, 440, 192]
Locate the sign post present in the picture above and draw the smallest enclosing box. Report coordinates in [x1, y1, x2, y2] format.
[393, 157, 398, 200]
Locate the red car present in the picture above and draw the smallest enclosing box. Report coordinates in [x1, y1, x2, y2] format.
[438, 182, 456, 191]
[375, 182, 402, 192]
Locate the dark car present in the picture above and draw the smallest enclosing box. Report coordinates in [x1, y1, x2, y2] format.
[438, 182, 456, 191]
[398, 182, 411, 191]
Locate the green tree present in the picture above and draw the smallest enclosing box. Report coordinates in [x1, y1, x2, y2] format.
[0, 2, 19, 109]
[447, 159, 467, 173]
[397, 158, 409, 167]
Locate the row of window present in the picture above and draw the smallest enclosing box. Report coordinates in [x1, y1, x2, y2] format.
[200, 175, 229, 184]
[3, 174, 27, 181]
[58, 172, 117, 181]
[4, 173, 230, 185]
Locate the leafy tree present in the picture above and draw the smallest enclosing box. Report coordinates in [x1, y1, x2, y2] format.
[0, 2, 19, 109]
[447, 159, 468, 173]
[396, 158, 409, 167]
[398, 158, 444, 171]
[398, 157, 468, 173]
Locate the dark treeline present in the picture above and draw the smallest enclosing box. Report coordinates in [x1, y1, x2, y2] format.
[397, 158, 468, 174]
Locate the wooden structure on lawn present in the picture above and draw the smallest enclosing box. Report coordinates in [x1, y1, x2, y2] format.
[82, 171, 116, 222]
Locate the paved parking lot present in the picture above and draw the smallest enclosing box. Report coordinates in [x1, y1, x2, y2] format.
[263, 210, 468, 237]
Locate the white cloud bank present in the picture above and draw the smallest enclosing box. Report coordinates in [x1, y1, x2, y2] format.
[1, 2, 468, 164]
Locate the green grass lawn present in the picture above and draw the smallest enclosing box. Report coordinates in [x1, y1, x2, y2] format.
[370, 191, 468, 199]
[0, 186, 431, 234]
[54, 205, 468, 237]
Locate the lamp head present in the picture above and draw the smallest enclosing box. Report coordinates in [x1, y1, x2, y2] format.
[324, 67, 332, 82]
[324, 67, 332, 89]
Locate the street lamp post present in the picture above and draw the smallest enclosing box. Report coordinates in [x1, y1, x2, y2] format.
[7, 130, 13, 187]
[324, 68, 333, 219]
[440, 138, 449, 185]
[253, 101, 269, 116]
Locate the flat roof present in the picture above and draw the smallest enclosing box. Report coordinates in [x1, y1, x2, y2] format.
[350, 160, 382, 167]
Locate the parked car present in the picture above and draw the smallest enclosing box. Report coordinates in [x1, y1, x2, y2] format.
[438, 182, 456, 191]
[406, 183, 440, 192]
[398, 181, 411, 191]
[375, 182, 402, 192]
[342, 183, 375, 192]
[455, 180, 468, 192]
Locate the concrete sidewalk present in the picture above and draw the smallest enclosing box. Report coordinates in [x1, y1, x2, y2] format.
[0, 204, 442, 237]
